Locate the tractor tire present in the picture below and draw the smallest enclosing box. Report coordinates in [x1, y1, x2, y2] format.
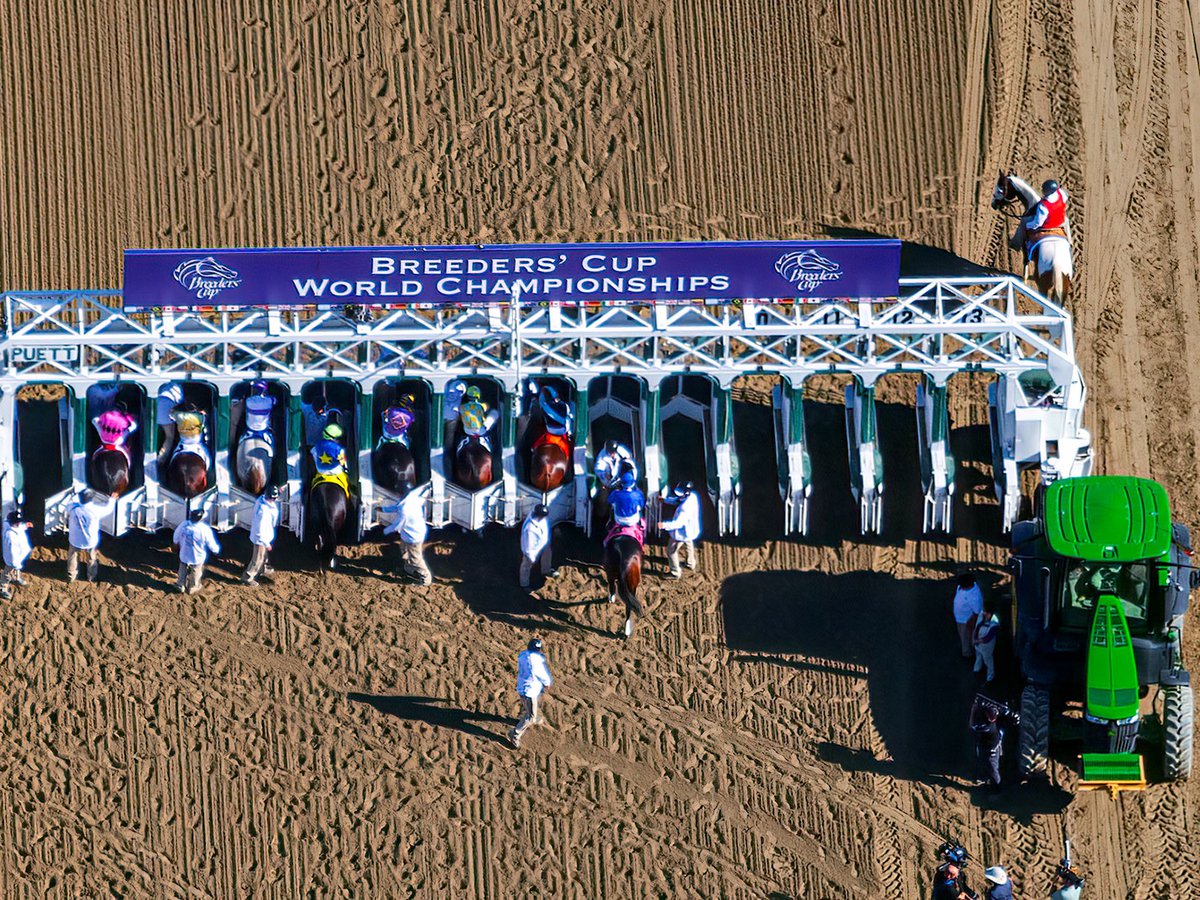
[1163, 683, 1194, 781]
[1018, 684, 1051, 778]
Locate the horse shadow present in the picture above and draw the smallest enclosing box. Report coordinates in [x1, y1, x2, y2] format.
[347, 693, 512, 745]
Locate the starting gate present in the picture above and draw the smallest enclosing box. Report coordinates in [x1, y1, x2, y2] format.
[1, 274, 1090, 539]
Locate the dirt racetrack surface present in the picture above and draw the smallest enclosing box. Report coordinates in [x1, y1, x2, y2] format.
[3, 0, 1200, 896]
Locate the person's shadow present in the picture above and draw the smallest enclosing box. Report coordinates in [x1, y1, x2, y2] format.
[348, 693, 513, 745]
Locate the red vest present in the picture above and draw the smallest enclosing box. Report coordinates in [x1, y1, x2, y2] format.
[1037, 191, 1066, 230]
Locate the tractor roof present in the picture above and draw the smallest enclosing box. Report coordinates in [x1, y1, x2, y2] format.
[1044, 476, 1172, 561]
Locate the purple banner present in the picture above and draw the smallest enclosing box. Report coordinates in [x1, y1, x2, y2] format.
[122, 240, 900, 309]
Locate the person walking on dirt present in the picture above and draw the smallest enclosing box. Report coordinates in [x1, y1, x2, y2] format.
[982, 865, 1012, 900]
[508, 638, 554, 749]
[519, 503, 556, 590]
[953, 572, 984, 659]
[970, 695, 1019, 791]
[973, 611, 1001, 682]
[242, 485, 279, 586]
[67, 489, 115, 583]
[1, 510, 32, 599]
[661, 482, 702, 578]
[173, 508, 221, 594]
[382, 485, 431, 585]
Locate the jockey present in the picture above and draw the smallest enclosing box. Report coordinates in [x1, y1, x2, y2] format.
[243, 381, 275, 444]
[459, 386, 493, 438]
[311, 422, 348, 477]
[380, 394, 416, 446]
[607, 470, 645, 527]
[1029, 179, 1068, 234]
[92, 400, 138, 454]
[595, 439, 638, 489]
[170, 403, 208, 465]
[537, 385, 574, 437]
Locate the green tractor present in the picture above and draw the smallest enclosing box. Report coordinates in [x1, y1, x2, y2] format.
[1010, 476, 1195, 787]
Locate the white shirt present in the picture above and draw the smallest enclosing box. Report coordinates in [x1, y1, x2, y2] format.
[520, 514, 550, 559]
[3, 522, 31, 569]
[953, 584, 984, 624]
[517, 649, 554, 699]
[662, 493, 702, 542]
[249, 496, 279, 547]
[156, 383, 185, 426]
[68, 496, 114, 549]
[383, 491, 428, 544]
[595, 445, 636, 486]
[173, 520, 221, 565]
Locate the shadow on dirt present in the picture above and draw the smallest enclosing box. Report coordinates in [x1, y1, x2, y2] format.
[721, 569, 1069, 819]
[348, 693, 513, 745]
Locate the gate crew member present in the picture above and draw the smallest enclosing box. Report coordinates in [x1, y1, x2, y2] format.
[301, 396, 338, 446]
[595, 439, 638, 489]
[382, 485, 432, 585]
[953, 573, 984, 660]
[155, 382, 185, 464]
[242, 485, 279, 586]
[519, 503, 556, 590]
[173, 507, 221, 594]
[508, 638, 554, 750]
[661, 482, 702, 578]
[67, 489, 115, 583]
[1, 510, 32, 599]
[973, 611, 1001, 683]
[537, 385, 574, 435]
[93, 400, 138, 455]
[244, 381, 276, 445]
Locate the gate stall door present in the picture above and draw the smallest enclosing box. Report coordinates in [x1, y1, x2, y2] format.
[585, 375, 648, 534]
[658, 375, 726, 537]
[226, 381, 291, 531]
[83, 382, 149, 535]
[441, 376, 505, 531]
[19, 385, 74, 535]
[367, 379, 432, 528]
[515, 376, 579, 525]
[159, 381, 219, 531]
[298, 379, 361, 543]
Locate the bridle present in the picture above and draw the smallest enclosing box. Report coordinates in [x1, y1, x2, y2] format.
[993, 175, 1028, 220]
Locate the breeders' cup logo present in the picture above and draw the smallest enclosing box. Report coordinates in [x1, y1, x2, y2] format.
[173, 257, 241, 301]
[774, 249, 843, 293]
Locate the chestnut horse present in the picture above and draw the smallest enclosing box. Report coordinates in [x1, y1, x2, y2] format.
[91, 449, 130, 497]
[236, 431, 272, 495]
[168, 451, 208, 498]
[604, 534, 644, 639]
[454, 432, 493, 491]
[530, 432, 570, 493]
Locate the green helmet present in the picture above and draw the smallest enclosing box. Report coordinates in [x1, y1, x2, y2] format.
[323, 422, 344, 441]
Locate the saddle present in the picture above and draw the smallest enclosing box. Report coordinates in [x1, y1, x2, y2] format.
[532, 430, 571, 458]
[1025, 225, 1069, 258]
[171, 439, 210, 469]
[311, 470, 350, 496]
[604, 519, 645, 549]
[241, 428, 274, 451]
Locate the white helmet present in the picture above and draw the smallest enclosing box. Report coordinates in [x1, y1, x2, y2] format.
[983, 865, 1009, 885]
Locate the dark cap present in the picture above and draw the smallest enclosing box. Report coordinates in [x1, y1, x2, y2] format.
[528, 638, 543, 653]
[189, 508, 205, 523]
[533, 504, 549, 518]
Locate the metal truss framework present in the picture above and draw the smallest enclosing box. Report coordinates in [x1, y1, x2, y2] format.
[0, 276, 1078, 392]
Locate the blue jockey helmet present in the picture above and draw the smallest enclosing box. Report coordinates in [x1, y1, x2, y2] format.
[252, 380, 268, 394]
[619, 470, 637, 489]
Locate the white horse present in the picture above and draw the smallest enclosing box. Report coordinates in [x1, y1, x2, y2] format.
[991, 170, 1074, 304]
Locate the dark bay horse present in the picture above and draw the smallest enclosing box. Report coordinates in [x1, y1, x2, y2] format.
[530, 432, 570, 493]
[454, 431, 493, 491]
[307, 479, 349, 570]
[168, 452, 208, 498]
[604, 534, 644, 639]
[91, 449, 130, 497]
[373, 441, 416, 494]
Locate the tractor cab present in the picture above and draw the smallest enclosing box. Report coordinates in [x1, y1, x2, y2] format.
[1011, 476, 1194, 791]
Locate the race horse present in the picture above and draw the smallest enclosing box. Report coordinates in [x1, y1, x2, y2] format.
[374, 440, 416, 494]
[167, 406, 209, 498]
[991, 170, 1074, 304]
[307, 475, 349, 570]
[90, 404, 136, 496]
[603, 522, 645, 639]
[530, 426, 571, 494]
[235, 429, 272, 495]
[91, 447, 130, 497]
[453, 426, 493, 491]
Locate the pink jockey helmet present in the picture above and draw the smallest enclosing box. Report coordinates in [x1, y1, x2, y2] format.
[95, 409, 136, 446]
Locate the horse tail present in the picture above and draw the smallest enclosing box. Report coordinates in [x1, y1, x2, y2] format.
[616, 538, 643, 617]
